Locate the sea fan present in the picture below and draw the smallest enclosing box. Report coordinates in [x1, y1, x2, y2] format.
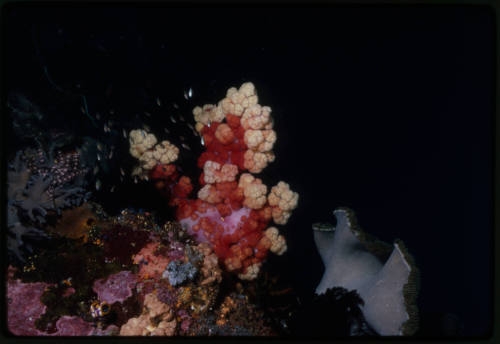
[7, 148, 91, 262]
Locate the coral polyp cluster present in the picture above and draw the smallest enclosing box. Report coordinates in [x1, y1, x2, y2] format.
[129, 82, 298, 280]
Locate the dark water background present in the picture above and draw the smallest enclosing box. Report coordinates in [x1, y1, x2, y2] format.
[3, 4, 494, 337]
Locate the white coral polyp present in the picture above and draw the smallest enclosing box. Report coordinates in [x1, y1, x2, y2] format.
[258, 130, 277, 152]
[243, 183, 268, 209]
[139, 151, 156, 170]
[237, 263, 261, 280]
[241, 104, 272, 130]
[244, 130, 264, 149]
[264, 227, 287, 255]
[221, 82, 259, 116]
[244, 129, 277, 152]
[153, 141, 179, 165]
[268, 181, 299, 212]
[197, 184, 221, 204]
[203, 161, 238, 184]
[192, 103, 226, 132]
[243, 150, 275, 173]
[210, 103, 225, 123]
[129, 129, 157, 159]
[272, 208, 292, 225]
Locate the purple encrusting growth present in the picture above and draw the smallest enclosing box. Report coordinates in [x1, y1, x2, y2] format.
[49, 316, 118, 336]
[51, 316, 95, 335]
[156, 285, 178, 307]
[7, 271, 52, 336]
[167, 241, 185, 261]
[177, 309, 193, 333]
[92, 271, 138, 305]
[7, 266, 120, 336]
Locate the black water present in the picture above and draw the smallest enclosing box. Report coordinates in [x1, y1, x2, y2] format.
[3, 4, 494, 337]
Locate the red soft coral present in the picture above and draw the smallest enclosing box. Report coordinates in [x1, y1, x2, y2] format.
[135, 82, 299, 280]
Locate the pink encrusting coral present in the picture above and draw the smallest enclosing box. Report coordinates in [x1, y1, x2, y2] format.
[92, 270, 138, 305]
[40, 316, 118, 336]
[129, 82, 298, 280]
[49, 316, 118, 336]
[133, 242, 171, 280]
[7, 266, 119, 336]
[7, 266, 53, 336]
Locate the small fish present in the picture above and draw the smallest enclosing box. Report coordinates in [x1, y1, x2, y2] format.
[179, 114, 186, 122]
[97, 143, 103, 151]
[110, 185, 115, 192]
[183, 90, 188, 100]
[120, 175, 124, 182]
[201, 136, 205, 146]
[156, 97, 161, 106]
[144, 112, 151, 117]
[181, 143, 191, 151]
[188, 88, 193, 98]
[109, 109, 115, 115]
[144, 175, 149, 181]
[164, 127, 170, 134]
[80, 106, 85, 114]
[103, 123, 109, 132]
[134, 176, 138, 184]
[96, 179, 101, 190]
[120, 167, 125, 176]
[108, 150, 113, 159]
[173, 103, 179, 109]
[122, 128, 127, 138]
[97, 153, 101, 161]
[143, 124, 151, 132]
[187, 123, 195, 131]
[170, 116, 176, 124]
[93, 166, 99, 175]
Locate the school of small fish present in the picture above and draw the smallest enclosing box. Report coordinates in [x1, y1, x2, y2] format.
[81, 87, 201, 195]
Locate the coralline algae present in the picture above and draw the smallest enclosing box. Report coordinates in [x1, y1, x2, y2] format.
[92, 270, 138, 305]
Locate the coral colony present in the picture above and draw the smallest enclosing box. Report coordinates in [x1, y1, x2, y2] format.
[128, 82, 298, 280]
[6, 82, 418, 337]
